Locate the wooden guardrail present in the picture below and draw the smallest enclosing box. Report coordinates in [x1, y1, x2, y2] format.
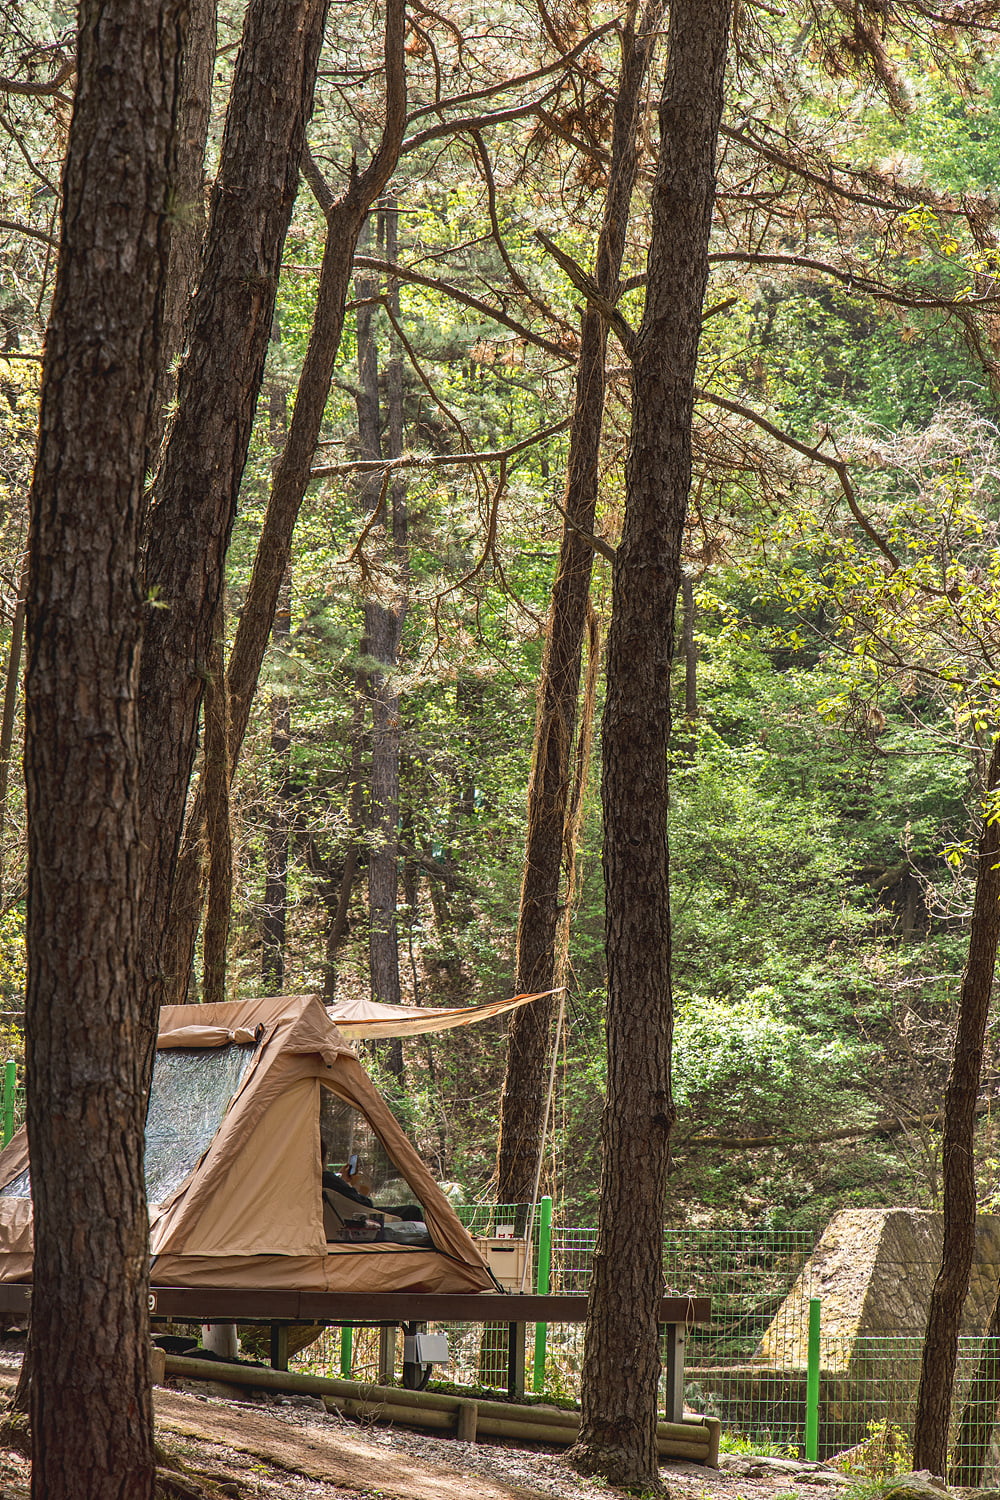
[161, 1353, 721, 1465]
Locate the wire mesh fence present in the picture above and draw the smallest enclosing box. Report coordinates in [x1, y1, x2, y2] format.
[290, 1217, 1000, 1481]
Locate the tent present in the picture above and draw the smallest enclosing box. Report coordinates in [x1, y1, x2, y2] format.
[0, 994, 496, 1295]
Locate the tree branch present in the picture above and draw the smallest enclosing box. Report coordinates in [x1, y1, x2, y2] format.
[403, 90, 562, 155]
[312, 417, 570, 478]
[697, 386, 903, 571]
[534, 229, 637, 355]
[353, 253, 571, 360]
[0, 217, 59, 249]
[0, 58, 74, 98]
[709, 249, 1000, 312]
[720, 121, 957, 215]
[404, 22, 616, 125]
[551, 495, 616, 561]
[354, 0, 407, 204]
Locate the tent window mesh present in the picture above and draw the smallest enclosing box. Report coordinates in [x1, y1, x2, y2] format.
[145, 1044, 256, 1206]
[0, 1165, 27, 1198]
[0, 1042, 258, 1203]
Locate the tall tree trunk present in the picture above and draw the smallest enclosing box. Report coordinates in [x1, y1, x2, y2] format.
[22, 2, 185, 1493]
[262, 566, 292, 991]
[913, 736, 1000, 1477]
[571, 1, 731, 1488]
[321, 683, 367, 999]
[146, 0, 216, 474]
[352, 215, 405, 1077]
[496, 0, 665, 1206]
[202, 602, 232, 1005]
[681, 572, 698, 720]
[367, 203, 409, 1032]
[262, 325, 292, 992]
[158, 5, 407, 1001]
[0, 556, 27, 903]
[138, 0, 330, 1026]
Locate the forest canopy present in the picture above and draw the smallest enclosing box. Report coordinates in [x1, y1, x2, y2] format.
[3, 0, 1000, 1238]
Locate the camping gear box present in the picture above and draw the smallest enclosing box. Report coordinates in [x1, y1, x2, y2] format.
[478, 1236, 533, 1292]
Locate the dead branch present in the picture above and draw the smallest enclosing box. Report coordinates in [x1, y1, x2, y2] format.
[697, 386, 904, 571]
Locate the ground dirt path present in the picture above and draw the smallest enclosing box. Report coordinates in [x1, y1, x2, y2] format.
[154, 1385, 552, 1500]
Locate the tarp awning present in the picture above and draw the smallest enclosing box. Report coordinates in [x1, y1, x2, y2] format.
[327, 989, 556, 1039]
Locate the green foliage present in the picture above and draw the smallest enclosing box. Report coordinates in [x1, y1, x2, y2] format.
[831, 1421, 914, 1479]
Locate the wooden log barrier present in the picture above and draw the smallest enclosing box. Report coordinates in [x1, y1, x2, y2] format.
[162, 1354, 720, 1464]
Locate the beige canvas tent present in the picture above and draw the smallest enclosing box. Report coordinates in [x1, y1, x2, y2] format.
[0, 994, 495, 1295]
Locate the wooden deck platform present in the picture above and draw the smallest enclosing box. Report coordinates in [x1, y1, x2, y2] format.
[0, 1286, 711, 1413]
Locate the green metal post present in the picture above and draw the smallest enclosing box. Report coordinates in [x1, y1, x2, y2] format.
[340, 1325, 353, 1378]
[805, 1296, 820, 1461]
[2, 1059, 15, 1147]
[532, 1196, 553, 1393]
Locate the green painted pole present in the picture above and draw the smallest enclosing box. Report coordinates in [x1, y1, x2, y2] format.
[2, 1059, 15, 1147]
[532, 1196, 553, 1393]
[805, 1296, 821, 1462]
[340, 1325, 353, 1378]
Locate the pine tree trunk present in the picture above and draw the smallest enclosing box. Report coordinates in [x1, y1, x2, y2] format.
[23, 3, 185, 1493]
[202, 604, 232, 1005]
[262, 566, 292, 991]
[571, 1, 731, 1488]
[368, 204, 409, 1031]
[497, 0, 666, 1205]
[913, 736, 1000, 1477]
[261, 323, 292, 991]
[138, 0, 330, 1022]
[353, 216, 406, 1076]
[681, 573, 698, 720]
[0, 557, 27, 902]
[146, 0, 216, 474]
[157, 5, 407, 1000]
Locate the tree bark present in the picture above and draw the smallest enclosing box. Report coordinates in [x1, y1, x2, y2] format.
[0, 556, 27, 902]
[681, 573, 697, 721]
[321, 684, 367, 998]
[496, 0, 665, 1206]
[913, 736, 1000, 1477]
[138, 0, 330, 1024]
[352, 214, 406, 1077]
[261, 327, 292, 992]
[261, 566, 292, 991]
[571, 1, 731, 1488]
[146, 0, 216, 474]
[157, 2, 407, 1001]
[22, 3, 185, 1494]
[202, 603, 232, 1005]
[363, 205, 409, 1050]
